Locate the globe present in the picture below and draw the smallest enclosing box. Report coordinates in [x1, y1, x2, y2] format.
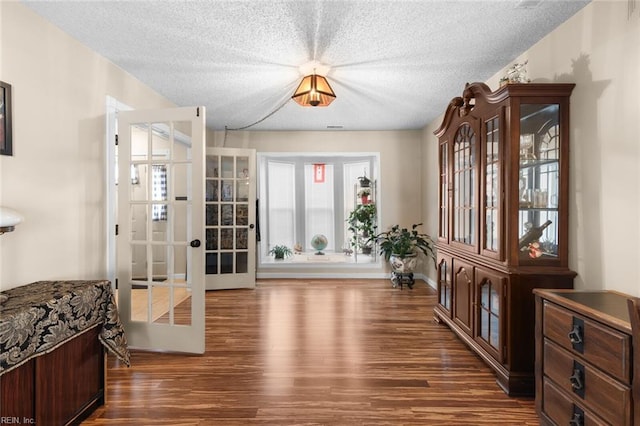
[310, 234, 328, 255]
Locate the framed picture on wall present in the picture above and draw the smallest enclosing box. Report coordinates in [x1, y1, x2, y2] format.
[0, 80, 12, 156]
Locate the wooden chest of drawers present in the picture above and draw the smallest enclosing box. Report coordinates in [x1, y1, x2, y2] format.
[534, 290, 636, 425]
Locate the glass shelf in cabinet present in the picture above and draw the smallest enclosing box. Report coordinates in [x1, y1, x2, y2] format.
[518, 207, 559, 212]
[519, 251, 559, 260]
[520, 104, 559, 122]
[519, 158, 559, 169]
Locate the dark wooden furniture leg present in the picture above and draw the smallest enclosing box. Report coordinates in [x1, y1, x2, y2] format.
[627, 296, 640, 426]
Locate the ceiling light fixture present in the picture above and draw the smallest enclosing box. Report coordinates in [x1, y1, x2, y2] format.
[292, 72, 336, 107]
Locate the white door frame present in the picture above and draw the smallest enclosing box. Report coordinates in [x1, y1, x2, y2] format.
[106, 96, 132, 288]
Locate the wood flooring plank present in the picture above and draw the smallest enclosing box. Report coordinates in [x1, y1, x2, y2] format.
[83, 279, 538, 425]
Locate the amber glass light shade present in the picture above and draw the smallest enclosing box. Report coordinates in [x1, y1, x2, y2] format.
[291, 74, 336, 107]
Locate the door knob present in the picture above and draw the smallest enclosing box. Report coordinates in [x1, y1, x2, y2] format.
[249, 224, 255, 229]
[190, 239, 201, 248]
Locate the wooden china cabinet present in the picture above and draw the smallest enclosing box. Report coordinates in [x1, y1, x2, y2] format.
[433, 82, 576, 396]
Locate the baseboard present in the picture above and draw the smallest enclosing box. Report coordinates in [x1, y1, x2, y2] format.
[256, 271, 437, 286]
[256, 272, 390, 279]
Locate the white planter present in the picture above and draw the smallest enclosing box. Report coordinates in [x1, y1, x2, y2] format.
[389, 253, 418, 274]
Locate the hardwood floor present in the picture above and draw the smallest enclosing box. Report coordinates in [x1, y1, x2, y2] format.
[117, 287, 191, 322]
[84, 279, 538, 425]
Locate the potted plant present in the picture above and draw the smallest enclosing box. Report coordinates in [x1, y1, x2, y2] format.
[269, 244, 292, 260]
[346, 203, 377, 254]
[373, 223, 436, 273]
[357, 188, 371, 204]
[357, 174, 371, 188]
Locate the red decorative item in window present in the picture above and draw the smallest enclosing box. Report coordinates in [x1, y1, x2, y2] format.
[313, 164, 325, 183]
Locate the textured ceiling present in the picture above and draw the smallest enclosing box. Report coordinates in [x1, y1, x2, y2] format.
[22, 0, 590, 132]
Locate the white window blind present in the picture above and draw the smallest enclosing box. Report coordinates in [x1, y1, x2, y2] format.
[266, 161, 296, 249]
[304, 164, 335, 251]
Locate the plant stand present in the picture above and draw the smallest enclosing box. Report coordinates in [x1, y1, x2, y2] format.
[391, 272, 414, 289]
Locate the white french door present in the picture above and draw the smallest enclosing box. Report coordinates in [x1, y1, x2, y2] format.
[117, 106, 205, 353]
[205, 147, 257, 290]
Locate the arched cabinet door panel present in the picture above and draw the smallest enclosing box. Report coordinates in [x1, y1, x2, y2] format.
[452, 258, 474, 336]
[436, 254, 453, 316]
[474, 267, 507, 364]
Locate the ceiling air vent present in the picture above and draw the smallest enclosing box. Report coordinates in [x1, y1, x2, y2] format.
[515, 0, 543, 8]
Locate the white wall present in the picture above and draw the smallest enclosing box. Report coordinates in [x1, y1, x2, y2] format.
[4, 0, 637, 293]
[0, 3, 174, 290]
[423, 0, 640, 296]
[211, 129, 425, 276]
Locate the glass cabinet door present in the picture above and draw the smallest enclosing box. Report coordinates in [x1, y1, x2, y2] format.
[475, 269, 505, 363]
[438, 140, 449, 242]
[437, 256, 452, 313]
[517, 103, 561, 262]
[452, 123, 477, 248]
[483, 115, 500, 257]
[479, 280, 499, 349]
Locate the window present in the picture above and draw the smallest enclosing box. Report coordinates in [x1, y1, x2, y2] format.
[343, 161, 370, 242]
[258, 153, 378, 264]
[151, 164, 167, 221]
[266, 161, 295, 248]
[305, 164, 335, 250]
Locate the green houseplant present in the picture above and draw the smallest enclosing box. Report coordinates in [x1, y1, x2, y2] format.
[373, 223, 436, 270]
[269, 245, 293, 260]
[346, 203, 377, 254]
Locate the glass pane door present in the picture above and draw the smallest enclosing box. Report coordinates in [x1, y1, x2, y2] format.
[117, 106, 205, 354]
[205, 148, 256, 290]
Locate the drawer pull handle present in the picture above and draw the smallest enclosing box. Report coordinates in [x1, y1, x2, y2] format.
[568, 325, 583, 344]
[569, 369, 583, 390]
[569, 412, 583, 426]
